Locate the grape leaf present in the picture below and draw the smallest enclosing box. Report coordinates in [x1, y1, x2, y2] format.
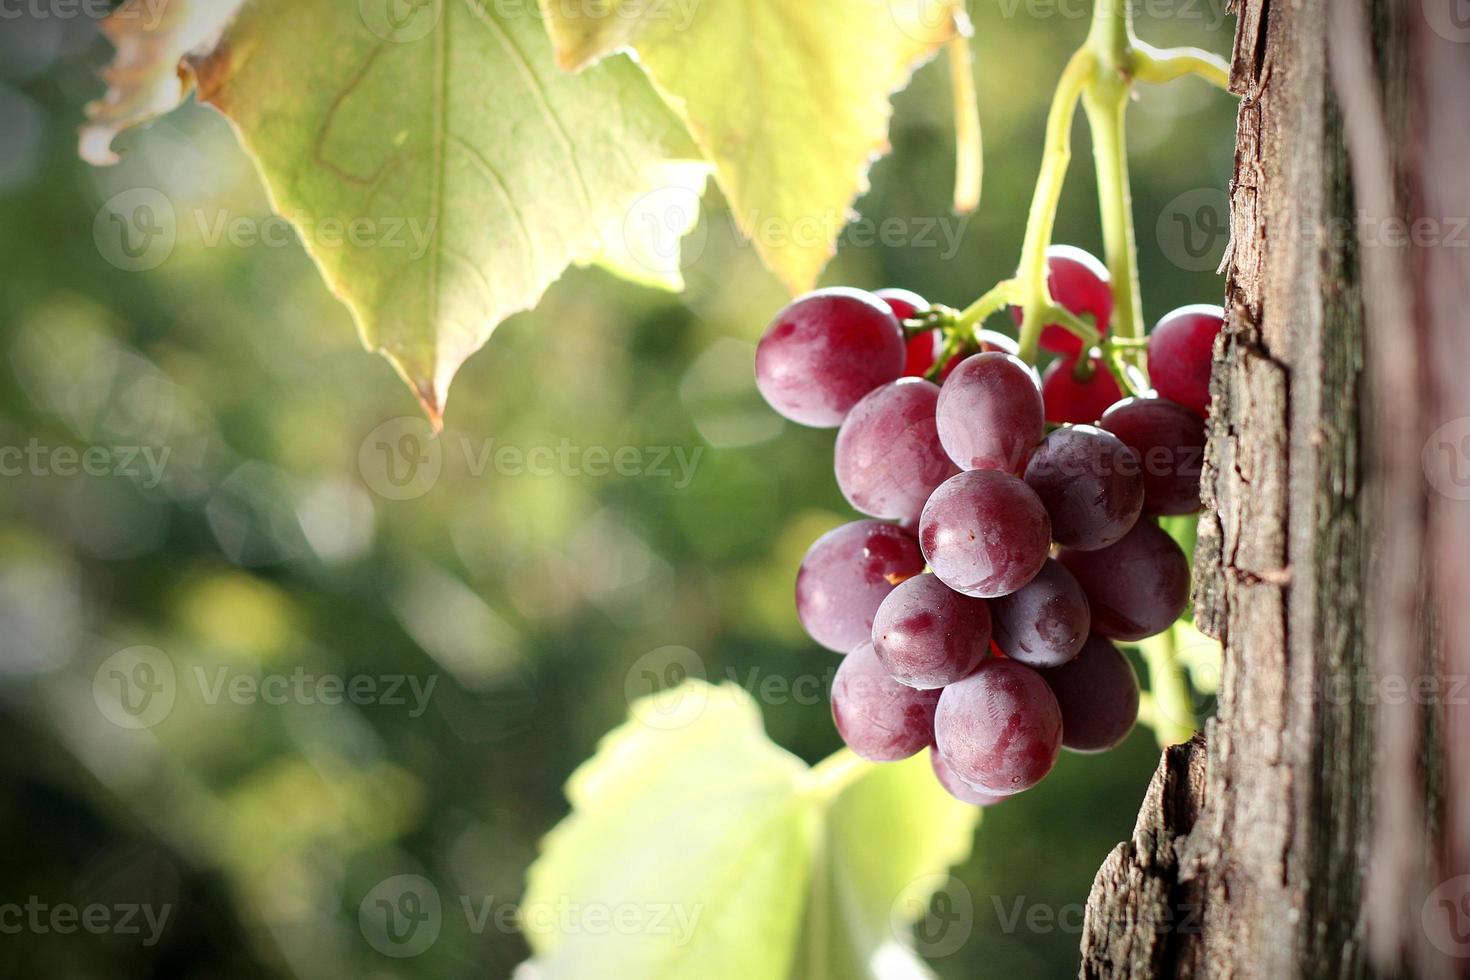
[86, 0, 705, 425]
[538, 0, 969, 294]
[79, 0, 247, 166]
[520, 682, 980, 979]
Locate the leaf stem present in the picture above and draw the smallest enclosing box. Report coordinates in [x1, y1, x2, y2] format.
[948, 36, 982, 215]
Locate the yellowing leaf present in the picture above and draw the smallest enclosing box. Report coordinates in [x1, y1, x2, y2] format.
[539, 0, 968, 294]
[520, 682, 981, 979]
[79, 0, 247, 166]
[86, 0, 704, 424]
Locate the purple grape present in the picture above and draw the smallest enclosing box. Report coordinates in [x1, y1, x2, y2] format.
[919, 470, 1052, 598]
[1040, 634, 1140, 752]
[930, 749, 1012, 806]
[835, 379, 958, 525]
[990, 559, 1090, 668]
[1023, 425, 1145, 550]
[1058, 520, 1190, 641]
[796, 521, 925, 653]
[831, 641, 940, 761]
[1100, 397, 1206, 516]
[934, 658, 1062, 794]
[935, 352, 1045, 474]
[871, 573, 990, 689]
[754, 288, 906, 427]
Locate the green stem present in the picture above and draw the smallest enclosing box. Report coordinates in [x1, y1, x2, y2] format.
[1014, 48, 1094, 364]
[1131, 42, 1231, 90]
[1083, 80, 1147, 386]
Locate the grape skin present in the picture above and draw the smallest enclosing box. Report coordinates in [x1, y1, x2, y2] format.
[930, 749, 1012, 806]
[871, 573, 991, 689]
[935, 352, 1045, 474]
[1040, 634, 1141, 752]
[990, 558, 1091, 668]
[934, 658, 1063, 794]
[1023, 425, 1145, 551]
[1100, 396, 1206, 516]
[754, 288, 906, 427]
[1041, 354, 1123, 425]
[796, 521, 925, 653]
[920, 470, 1052, 598]
[831, 641, 940, 762]
[835, 379, 958, 525]
[1148, 304, 1224, 417]
[1058, 520, 1190, 642]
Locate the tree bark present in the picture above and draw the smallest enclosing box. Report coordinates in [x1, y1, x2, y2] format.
[1080, 0, 1467, 976]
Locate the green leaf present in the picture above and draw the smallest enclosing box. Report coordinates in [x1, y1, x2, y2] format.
[89, 0, 704, 424]
[538, 0, 969, 295]
[520, 682, 980, 979]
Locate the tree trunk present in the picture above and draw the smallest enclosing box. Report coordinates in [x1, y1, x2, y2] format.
[1080, 0, 1468, 976]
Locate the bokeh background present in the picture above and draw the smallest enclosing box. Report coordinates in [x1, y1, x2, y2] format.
[0, 2, 1236, 977]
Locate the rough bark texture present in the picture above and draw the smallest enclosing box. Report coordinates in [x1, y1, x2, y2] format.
[1079, 0, 1413, 975]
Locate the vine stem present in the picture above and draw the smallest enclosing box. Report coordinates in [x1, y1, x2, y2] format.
[1083, 0, 1147, 382]
[1139, 625, 1198, 747]
[1013, 48, 1094, 364]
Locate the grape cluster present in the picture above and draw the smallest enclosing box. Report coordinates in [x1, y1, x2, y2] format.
[755, 247, 1223, 804]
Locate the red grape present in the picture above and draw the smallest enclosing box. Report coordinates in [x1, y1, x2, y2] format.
[796, 521, 924, 653]
[835, 379, 957, 524]
[935, 658, 1062, 794]
[930, 749, 1012, 806]
[831, 640, 940, 761]
[935, 352, 1044, 474]
[990, 558, 1090, 668]
[755, 288, 905, 427]
[1041, 353, 1123, 425]
[1040, 634, 1140, 752]
[1058, 520, 1190, 641]
[1100, 397, 1206, 516]
[1011, 245, 1114, 356]
[875, 287, 927, 322]
[904, 331, 944, 377]
[871, 573, 990, 689]
[919, 470, 1051, 598]
[1023, 425, 1145, 550]
[1148, 304, 1224, 417]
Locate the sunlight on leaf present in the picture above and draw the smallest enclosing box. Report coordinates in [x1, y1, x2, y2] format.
[79, 0, 247, 165]
[539, 0, 969, 294]
[520, 682, 980, 979]
[86, 0, 706, 425]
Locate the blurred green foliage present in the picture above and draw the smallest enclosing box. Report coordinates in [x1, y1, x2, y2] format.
[0, 3, 1235, 977]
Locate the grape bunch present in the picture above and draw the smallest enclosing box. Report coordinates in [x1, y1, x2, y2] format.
[755, 247, 1222, 804]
